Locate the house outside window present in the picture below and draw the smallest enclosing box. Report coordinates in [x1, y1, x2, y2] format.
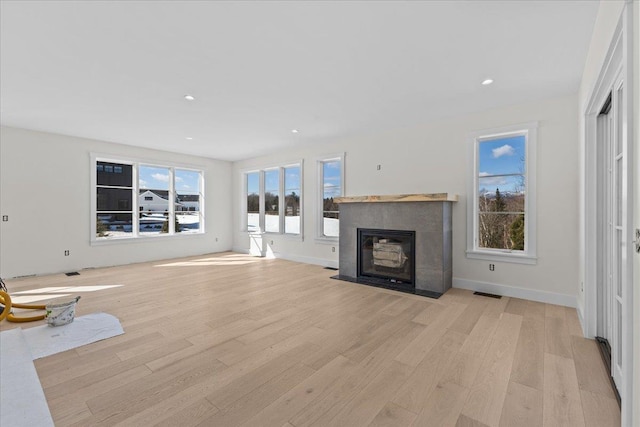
[93, 156, 204, 241]
[174, 169, 203, 233]
[467, 123, 537, 264]
[139, 165, 170, 234]
[96, 161, 133, 238]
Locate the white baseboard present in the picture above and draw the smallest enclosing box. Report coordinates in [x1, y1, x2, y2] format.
[231, 247, 338, 269]
[453, 277, 577, 308]
[576, 301, 587, 337]
[231, 246, 250, 255]
[271, 251, 338, 269]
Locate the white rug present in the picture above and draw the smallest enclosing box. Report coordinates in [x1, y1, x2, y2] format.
[0, 328, 55, 427]
[22, 312, 124, 359]
[0, 313, 124, 426]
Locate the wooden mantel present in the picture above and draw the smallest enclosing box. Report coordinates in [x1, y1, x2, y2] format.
[334, 193, 458, 204]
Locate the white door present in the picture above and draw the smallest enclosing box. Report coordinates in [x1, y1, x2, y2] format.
[598, 74, 626, 392]
[608, 76, 625, 389]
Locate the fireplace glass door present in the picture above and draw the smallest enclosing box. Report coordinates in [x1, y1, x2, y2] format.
[358, 228, 415, 285]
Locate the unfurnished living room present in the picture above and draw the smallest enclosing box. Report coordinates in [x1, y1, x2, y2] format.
[0, 1, 638, 426]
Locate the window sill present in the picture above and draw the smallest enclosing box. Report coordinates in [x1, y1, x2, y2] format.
[266, 232, 304, 241]
[91, 231, 205, 246]
[244, 230, 304, 241]
[315, 236, 339, 245]
[466, 249, 537, 265]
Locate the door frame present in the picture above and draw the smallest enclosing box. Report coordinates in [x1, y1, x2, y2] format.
[582, 3, 634, 426]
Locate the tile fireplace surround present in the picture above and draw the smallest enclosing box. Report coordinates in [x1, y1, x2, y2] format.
[334, 193, 458, 297]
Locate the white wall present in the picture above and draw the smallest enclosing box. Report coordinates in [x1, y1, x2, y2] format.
[0, 126, 232, 278]
[577, 0, 626, 319]
[232, 94, 580, 307]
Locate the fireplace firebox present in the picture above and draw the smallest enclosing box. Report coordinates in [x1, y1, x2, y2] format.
[358, 228, 415, 291]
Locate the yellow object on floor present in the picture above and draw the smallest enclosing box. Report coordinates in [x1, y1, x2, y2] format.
[0, 290, 48, 323]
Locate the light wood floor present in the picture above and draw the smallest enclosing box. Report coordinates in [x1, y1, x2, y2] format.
[1, 252, 620, 427]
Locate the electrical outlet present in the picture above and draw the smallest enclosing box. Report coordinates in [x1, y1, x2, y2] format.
[64, 250, 70, 256]
[215, 237, 218, 242]
[2, 215, 7, 222]
[270, 240, 274, 245]
[489, 263, 495, 271]
[635, 229, 640, 254]
[376, 164, 381, 170]
[331, 246, 336, 253]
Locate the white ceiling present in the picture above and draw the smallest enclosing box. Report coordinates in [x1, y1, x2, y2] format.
[0, 1, 599, 162]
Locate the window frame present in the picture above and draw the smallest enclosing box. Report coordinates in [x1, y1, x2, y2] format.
[91, 153, 205, 244]
[242, 159, 303, 238]
[466, 123, 537, 264]
[315, 153, 345, 243]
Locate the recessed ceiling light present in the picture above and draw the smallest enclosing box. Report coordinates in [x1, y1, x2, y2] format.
[184, 94, 195, 101]
[291, 129, 299, 133]
[185, 137, 193, 140]
[482, 79, 494, 86]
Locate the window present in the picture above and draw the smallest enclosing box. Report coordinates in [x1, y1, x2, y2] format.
[139, 165, 170, 235]
[96, 161, 133, 238]
[246, 172, 260, 232]
[264, 169, 280, 233]
[467, 123, 537, 264]
[93, 156, 204, 241]
[317, 154, 344, 239]
[243, 161, 302, 236]
[284, 166, 301, 234]
[174, 169, 203, 234]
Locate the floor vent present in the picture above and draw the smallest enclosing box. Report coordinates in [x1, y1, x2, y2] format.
[65, 272, 80, 276]
[473, 291, 502, 299]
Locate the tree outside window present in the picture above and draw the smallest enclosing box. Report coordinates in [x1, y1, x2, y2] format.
[284, 166, 301, 234]
[264, 169, 280, 233]
[244, 162, 302, 235]
[477, 135, 526, 250]
[467, 124, 537, 264]
[94, 158, 204, 241]
[246, 172, 260, 233]
[317, 155, 343, 239]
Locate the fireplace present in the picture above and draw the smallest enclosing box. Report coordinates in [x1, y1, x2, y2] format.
[333, 193, 457, 298]
[358, 228, 415, 290]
